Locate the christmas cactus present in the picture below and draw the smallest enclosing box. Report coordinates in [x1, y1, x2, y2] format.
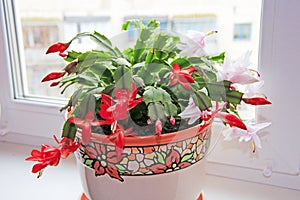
[26, 19, 271, 177]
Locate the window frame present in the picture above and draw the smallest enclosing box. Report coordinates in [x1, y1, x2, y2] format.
[1, 0, 299, 189]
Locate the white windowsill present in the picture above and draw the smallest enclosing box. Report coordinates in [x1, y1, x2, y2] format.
[1, 141, 299, 200]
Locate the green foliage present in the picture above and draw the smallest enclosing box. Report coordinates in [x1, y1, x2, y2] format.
[44, 18, 255, 138]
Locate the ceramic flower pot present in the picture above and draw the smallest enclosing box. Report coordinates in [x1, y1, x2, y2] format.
[75, 121, 212, 200]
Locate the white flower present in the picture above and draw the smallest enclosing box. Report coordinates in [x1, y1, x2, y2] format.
[178, 97, 201, 125]
[178, 30, 217, 57]
[217, 51, 260, 84]
[222, 122, 271, 152]
[243, 80, 265, 98]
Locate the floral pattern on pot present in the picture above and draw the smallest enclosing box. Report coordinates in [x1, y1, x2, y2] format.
[76, 123, 211, 182]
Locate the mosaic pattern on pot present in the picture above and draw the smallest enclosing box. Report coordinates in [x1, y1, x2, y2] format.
[77, 126, 211, 181]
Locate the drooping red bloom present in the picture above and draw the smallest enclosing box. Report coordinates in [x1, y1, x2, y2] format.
[41, 71, 66, 82]
[26, 144, 61, 174]
[242, 97, 272, 105]
[217, 112, 247, 130]
[69, 111, 106, 144]
[169, 63, 196, 90]
[53, 135, 81, 158]
[100, 82, 143, 123]
[46, 42, 71, 54]
[170, 116, 176, 125]
[84, 143, 124, 182]
[26, 136, 81, 176]
[211, 101, 247, 130]
[197, 192, 204, 200]
[106, 123, 136, 158]
[150, 148, 191, 174]
[155, 119, 163, 136]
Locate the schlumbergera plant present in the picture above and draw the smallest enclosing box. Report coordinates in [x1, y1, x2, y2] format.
[26, 19, 271, 177]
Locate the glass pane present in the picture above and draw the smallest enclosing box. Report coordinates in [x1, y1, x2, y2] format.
[13, 0, 262, 115]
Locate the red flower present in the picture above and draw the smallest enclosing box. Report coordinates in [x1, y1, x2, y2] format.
[170, 116, 176, 125]
[26, 144, 61, 174]
[84, 143, 124, 182]
[106, 123, 135, 159]
[54, 136, 81, 158]
[26, 136, 81, 176]
[100, 82, 143, 123]
[169, 63, 196, 90]
[242, 97, 272, 105]
[46, 42, 71, 54]
[217, 112, 247, 130]
[197, 192, 204, 200]
[41, 71, 66, 82]
[155, 119, 162, 136]
[69, 111, 106, 144]
[211, 101, 247, 130]
[150, 149, 191, 174]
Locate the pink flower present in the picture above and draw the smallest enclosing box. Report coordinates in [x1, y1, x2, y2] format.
[222, 122, 271, 153]
[217, 51, 260, 84]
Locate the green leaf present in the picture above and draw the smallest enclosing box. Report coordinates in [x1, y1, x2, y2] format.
[121, 21, 131, 30]
[188, 57, 204, 65]
[192, 91, 212, 111]
[206, 81, 231, 101]
[114, 65, 132, 89]
[164, 102, 178, 116]
[61, 120, 77, 140]
[171, 58, 191, 68]
[77, 51, 114, 70]
[148, 102, 165, 121]
[157, 87, 172, 103]
[93, 31, 112, 46]
[65, 50, 82, 62]
[79, 94, 96, 117]
[153, 33, 169, 50]
[143, 86, 161, 103]
[154, 50, 169, 61]
[60, 74, 78, 84]
[226, 90, 243, 105]
[181, 153, 193, 162]
[145, 50, 155, 64]
[209, 52, 225, 63]
[145, 60, 166, 73]
[78, 74, 98, 86]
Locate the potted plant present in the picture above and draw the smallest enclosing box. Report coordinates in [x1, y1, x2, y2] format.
[26, 19, 271, 199]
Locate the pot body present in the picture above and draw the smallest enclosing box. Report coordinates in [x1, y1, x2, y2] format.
[75, 122, 211, 200]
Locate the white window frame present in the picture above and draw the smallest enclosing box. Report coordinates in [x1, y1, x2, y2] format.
[1, 0, 299, 189]
[206, 0, 300, 190]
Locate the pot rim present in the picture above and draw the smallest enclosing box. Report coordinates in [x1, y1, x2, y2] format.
[77, 120, 212, 147]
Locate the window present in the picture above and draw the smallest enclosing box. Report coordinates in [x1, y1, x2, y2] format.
[171, 14, 218, 55]
[233, 23, 252, 40]
[3, 0, 299, 190]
